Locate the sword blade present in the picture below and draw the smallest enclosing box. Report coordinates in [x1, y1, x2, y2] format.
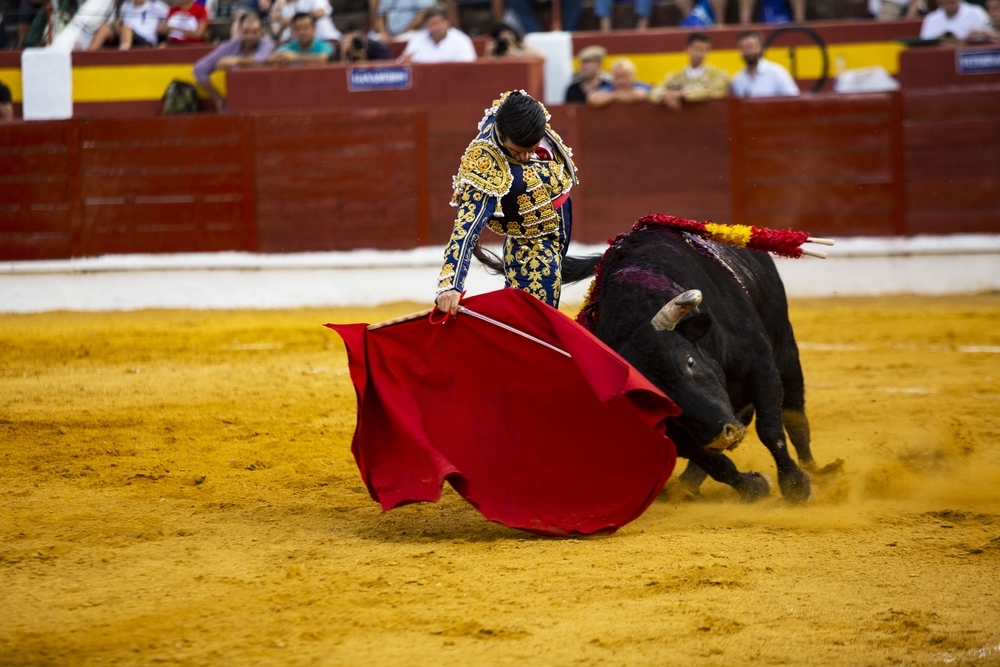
[459, 306, 571, 358]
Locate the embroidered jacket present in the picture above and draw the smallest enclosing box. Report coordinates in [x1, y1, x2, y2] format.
[437, 95, 578, 295]
[649, 64, 729, 104]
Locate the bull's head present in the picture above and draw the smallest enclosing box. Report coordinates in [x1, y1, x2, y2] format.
[623, 290, 746, 454]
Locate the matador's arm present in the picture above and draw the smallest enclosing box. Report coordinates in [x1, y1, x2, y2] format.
[436, 188, 498, 295]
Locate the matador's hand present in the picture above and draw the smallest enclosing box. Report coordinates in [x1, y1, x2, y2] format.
[435, 290, 462, 317]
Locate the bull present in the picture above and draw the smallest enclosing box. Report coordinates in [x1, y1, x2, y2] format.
[479, 224, 816, 502]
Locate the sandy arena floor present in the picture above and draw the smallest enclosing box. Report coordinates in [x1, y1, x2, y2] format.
[2, 295, 1000, 666]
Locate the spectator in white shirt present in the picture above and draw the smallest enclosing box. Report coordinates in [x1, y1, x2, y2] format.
[920, 0, 992, 40]
[88, 0, 169, 50]
[399, 4, 476, 63]
[270, 0, 341, 43]
[730, 31, 800, 98]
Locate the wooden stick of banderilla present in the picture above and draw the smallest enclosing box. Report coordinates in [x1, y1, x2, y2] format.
[801, 236, 834, 259]
[366, 308, 434, 330]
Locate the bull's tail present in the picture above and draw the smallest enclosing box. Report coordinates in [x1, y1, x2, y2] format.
[473, 241, 602, 285]
[472, 242, 505, 275]
[562, 254, 603, 284]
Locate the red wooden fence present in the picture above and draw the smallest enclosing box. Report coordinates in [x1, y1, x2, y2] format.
[729, 93, 905, 237]
[1, 90, 998, 262]
[253, 110, 429, 252]
[902, 84, 1000, 235]
[77, 116, 256, 256]
[0, 121, 80, 260]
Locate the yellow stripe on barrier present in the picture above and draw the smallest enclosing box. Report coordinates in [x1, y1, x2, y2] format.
[579, 40, 905, 87]
[0, 68, 23, 102]
[8, 39, 904, 106]
[71, 64, 227, 102]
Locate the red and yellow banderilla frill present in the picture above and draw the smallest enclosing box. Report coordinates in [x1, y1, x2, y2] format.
[577, 214, 833, 330]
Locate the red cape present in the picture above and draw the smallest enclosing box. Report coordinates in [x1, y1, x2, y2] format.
[327, 289, 680, 536]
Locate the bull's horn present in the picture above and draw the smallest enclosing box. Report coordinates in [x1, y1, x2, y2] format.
[651, 290, 703, 331]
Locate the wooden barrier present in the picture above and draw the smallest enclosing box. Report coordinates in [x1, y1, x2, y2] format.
[729, 92, 905, 237]
[0, 116, 258, 259]
[226, 60, 543, 245]
[76, 116, 257, 255]
[550, 102, 732, 244]
[226, 60, 544, 113]
[252, 110, 429, 252]
[903, 83, 1000, 234]
[0, 121, 80, 260]
[898, 46, 1000, 89]
[2, 87, 998, 262]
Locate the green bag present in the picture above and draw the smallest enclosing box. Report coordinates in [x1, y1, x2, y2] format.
[161, 80, 201, 115]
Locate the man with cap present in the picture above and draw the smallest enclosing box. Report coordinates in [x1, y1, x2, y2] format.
[565, 45, 610, 103]
[435, 91, 579, 314]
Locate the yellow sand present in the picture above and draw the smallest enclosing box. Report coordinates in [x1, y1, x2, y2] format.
[2, 296, 1000, 666]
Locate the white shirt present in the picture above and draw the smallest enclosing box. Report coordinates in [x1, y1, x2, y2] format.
[730, 58, 800, 98]
[402, 27, 476, 63]
[920, 2, 991, 39]
[278, 0, 341, 42]
[119, 0, 169, 44]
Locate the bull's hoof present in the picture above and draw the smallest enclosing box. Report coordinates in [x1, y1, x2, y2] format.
[733, 472, 773, 503]
[779, 467, 813, 503]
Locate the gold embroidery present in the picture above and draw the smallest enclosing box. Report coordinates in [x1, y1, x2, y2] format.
[451, 140, 512, 206]
[503, 234, 564, 304]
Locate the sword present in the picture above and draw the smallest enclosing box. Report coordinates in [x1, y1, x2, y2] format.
[458, 306, 571, 358]
[365, 305, 571, 358]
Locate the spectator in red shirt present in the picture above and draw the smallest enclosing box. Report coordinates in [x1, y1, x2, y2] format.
[160, 0, 209, 45]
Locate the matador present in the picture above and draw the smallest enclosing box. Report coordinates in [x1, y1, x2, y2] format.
[434, 90, 579, 315]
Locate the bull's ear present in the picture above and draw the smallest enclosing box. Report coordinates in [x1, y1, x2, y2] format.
[676, 312, 712, 342]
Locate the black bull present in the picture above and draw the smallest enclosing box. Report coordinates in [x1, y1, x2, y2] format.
[479, 226, 816, 502]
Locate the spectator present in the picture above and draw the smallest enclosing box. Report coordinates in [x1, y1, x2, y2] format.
[868, 0, 919, 21]
[270, 0, 340, 44]
[587, 57, 652, 107]
[0, 81, 13, 121]
[674, 0, 804, 26]
[371, 0, 436, 42]
[565, 45, 610, 103]
[17, 0, 46, 47]
[160, 0, 209, 45]
[88, 0, 170, 50]
[651, 32, 728, 111]
[266, 12, 333, 64]
[920, 0, 991, 40]
[988, 0, 1000, 30]
[596, 0, 652, 31]
[507, 0, 582, 33]
[482, 22, 543, 58]
[399, 4, 475, 63]
[193, 14, 273, 112]
[231, 0, 273, 39]
[336, 24, 392, 61]
[730, 30, 800, 97]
